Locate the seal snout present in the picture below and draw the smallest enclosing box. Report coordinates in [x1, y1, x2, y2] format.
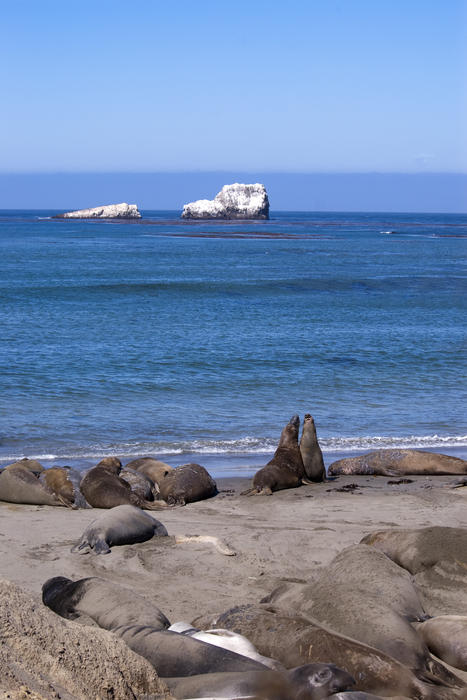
[289, 414, 300, 428]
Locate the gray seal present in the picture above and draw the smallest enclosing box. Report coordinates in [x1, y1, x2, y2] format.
[328, 449, 467, 476]
[164, 663, 355, 699]
[244, 415, 305, 495]
[71, 504, 168, 554]
[415, 615, 467, 672]
[42, 575, 170, 630]
[0, 464, 63, 506]
[157, 463, 217, 506]
[299, 414, 325, 482]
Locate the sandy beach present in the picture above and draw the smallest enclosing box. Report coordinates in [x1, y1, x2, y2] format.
[1, 474, 466, 622]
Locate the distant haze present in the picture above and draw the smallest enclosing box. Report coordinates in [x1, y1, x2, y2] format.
[0, 172, 466, 213]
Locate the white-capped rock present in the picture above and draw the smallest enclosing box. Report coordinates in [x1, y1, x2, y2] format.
[56, 202, 141, 219]
[182, 183, 269, 220]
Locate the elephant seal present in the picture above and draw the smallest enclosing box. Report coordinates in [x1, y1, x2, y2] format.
[111, 624, 270, 677]
[361, 527, 467, 616]
[42, 575, 170, 630]
[120, 467, 158, 502]
[125, 457, 174, 486]
[168, 621, 282, 669]
[415, 616, 467, 672]
[71, 504, 168, 554]
[80, 457, 168, 509]
[244, 415, 305, 495]
[1, 457, 45, 473]
[0, 465, 64, 506]
[157, 463, 217, 506]
[299, 414, 326, 482]
[328, 449, 467, 476]
[261, 544, 459, 686]
[164, 663, 355, 699]
[193, 604, 458, 698]
[38, 466, 89, 508]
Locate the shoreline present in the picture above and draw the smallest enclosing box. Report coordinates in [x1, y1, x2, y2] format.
[2, 444, 467, 479]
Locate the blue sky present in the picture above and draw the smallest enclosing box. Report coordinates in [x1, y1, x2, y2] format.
[1, 0, 466, 174]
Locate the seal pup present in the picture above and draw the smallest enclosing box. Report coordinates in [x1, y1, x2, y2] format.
[0, 465, 64, 506]
[328, 449, 467, 476]
[71, 504, 168, 554]
[299, 414, 326, 482]
[168, 621, 282, 669]
[42, 575, 170, 630]
[415, 616, 467, 672]
[125, 457, 174, 487]
[192, 604, 457, 698]
[157, 463, 218, 506]
[243, 415, 305, 495]
[110, 624, 271, 677]
[164, 663, 355, 699]
[80, 457, 168, 509]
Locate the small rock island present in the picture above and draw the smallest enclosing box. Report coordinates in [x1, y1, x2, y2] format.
[55, 203, 141, 219]
[182, 183, 269, 220]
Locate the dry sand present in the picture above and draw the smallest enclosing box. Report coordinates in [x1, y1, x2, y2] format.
[1, 474, 467, 624]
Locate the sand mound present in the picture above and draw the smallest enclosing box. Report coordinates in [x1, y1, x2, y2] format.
[0, 579, 172, 699]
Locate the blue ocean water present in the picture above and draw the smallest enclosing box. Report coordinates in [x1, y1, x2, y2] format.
[0, 210, 466, 476]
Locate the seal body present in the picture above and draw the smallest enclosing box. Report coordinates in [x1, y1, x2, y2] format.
[416, 615, 467, 672]
[192, 604, 448, 698]
[125, 457, 174, 487]
[328, 449, 467, 476]
[299, 414, 325, 482]
[164, 663, 355, 699]
[157, 463, 217, 505]
[1, 457, 45, 474]
[42, 575, 170, 630]
[39, 467, 89, 508]
[120, 467, 158, 502]
[80, 458, 164, 509]
[71, 504, 168, 554]
[250, 415, 305, 494]
[111, 624, 270, 677]
[0, 465, 63, 506]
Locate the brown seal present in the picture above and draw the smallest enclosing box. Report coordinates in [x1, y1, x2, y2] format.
[415, 615, 467, 672]
[328, 449, 467, 476]
[125, 457, 174, 487]
[1, 457, 45, 474]
[157, 463, 217, 506]
[299, 414, 325, 482]
[243, 415, 305, 495]
[0, 465, 63, 506]
[80, 458, 168, 509]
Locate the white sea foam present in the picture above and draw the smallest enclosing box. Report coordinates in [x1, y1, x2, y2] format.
[2, 434, 467, 465]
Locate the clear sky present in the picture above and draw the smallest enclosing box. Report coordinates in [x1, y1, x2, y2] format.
[1, 0, 466, 174]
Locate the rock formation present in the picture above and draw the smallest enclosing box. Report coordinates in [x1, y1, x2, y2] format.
[182, 183, 269, 220]
[55, 202, 141, 219]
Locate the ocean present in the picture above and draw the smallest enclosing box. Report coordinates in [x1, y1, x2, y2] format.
[1, 210, 466, 477]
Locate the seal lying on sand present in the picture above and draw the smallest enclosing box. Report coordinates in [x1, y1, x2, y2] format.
[80, 457, 168, 509]
[1, 457, 45, 474]
[72, 504, 168, 554]
[362, 526, 467, 616]
[39, 466, 89, 508]
[328, 449, 467, 476]
[164, 663, 355, 699]
[0, 464, 64, 506]
[111, 623, 271, 677]
[157, 463, 218, 505]
[72, 504, 236, 555]
[42, 575, 170, 630]
[300, 414, 326, 482]
[193, 604, 457, 698]
[243, 415, 305, 495]
[415, 616, 467, 672]
[125, 457, 174, 487]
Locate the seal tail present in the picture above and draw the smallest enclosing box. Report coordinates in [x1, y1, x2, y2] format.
[174, 534, 237, 556]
